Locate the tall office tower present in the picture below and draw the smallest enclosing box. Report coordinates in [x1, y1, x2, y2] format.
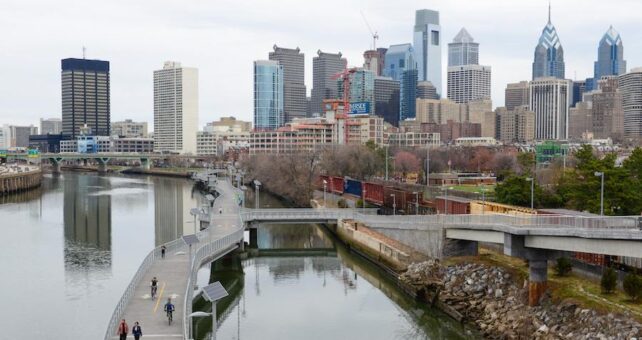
[338, 69, 374, 114]
[6, 125, 38, 147]
[417, 81, 438, 99]
[311, 50, 347, 115]
[532, 5, 565, 80]
[40, 118, 62, 134]
[269, 45, 307, 122]
[363, 49, 386, 76]
[383, 44, 414, 82]
[529, 77, 572, 140]
[447, 65, 491, 104]
[153, 61, 199, 154]
[413, 9, 442, 95]
[593, 26, 626, 90]
[448, 28, 479, 67]
[400, 68, 418, 121]
[374, 77, 400, 126]
[592, 76, 623, 140]
[61, 58, 110, 137]
[505, 81, 530, 110]
[568, 100, 593, 140]
[254, 60, 284, 130]
[572, 80, 587, 106]
[619, 68, 642, 138]
[495, 106, 536, 143]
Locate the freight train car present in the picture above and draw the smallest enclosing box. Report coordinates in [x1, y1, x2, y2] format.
[343, 178, 363, 198]
[363, 182, 384, 205]
[329, 176, 344, 194]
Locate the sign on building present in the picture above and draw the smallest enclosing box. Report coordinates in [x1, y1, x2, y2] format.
[349, 102, 370, 114]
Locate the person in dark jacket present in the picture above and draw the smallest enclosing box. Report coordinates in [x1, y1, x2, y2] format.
[132, 321, 143, 340]
[116, 319, 128, 340]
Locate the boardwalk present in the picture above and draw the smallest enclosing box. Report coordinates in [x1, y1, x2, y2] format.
[109, 179, 242, 340]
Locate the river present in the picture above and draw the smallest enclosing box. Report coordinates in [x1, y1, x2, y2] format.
[191, 190, 476, 339]
[0, 172, 474, 340]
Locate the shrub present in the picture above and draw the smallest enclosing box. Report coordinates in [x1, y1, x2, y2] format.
[337, 198, 348, 209]
[355, 199, 364, 208]
[554, 257, 573, 277]
[601, 267, 617, 294]
[623, 273, 642, 302]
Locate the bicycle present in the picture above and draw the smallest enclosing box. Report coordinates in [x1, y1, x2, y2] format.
[151, 285, 157, 300]
[166, 310, 173, 325]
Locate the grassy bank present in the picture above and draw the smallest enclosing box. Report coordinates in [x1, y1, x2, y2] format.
[445, 248, 642, 322]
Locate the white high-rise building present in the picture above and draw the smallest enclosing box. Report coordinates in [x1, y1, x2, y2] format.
[413, 9, 442, 96]
[529, 77, 572, 140]
[153, 61, 199, 154]
[447, 65, 491, 104]
[40, 118, 62, 135]
[619, 68, 642, 138]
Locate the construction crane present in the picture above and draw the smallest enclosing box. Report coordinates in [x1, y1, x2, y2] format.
[332, 68, 358, 115]
[360, 11, 379, 50]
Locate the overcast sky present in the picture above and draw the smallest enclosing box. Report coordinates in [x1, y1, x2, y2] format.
[1, 0, 641, 130]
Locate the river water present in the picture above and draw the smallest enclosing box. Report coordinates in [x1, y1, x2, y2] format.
[0, 172, 204, 339]
[191, 191, 475, 340]
[0, 173, 474, 340]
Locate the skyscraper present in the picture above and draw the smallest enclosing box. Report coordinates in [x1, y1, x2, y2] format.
[619, 68, 642, 138]
[383, 44, 414, 82]
[532, 5, 565, 80]
[374, 77, 400, 126]
[413, 9, 442, 95]
[338, 69, 374, 114]
[311, 50, 347, 115]
[269, 45, 307, 122]
[254, 60, 284, 130]
[417, 81, 438, 100]
[61, 58, 110, 137]
[153, 61, 199, 154]
[363, 48, 386, 76]
[447, 65, 491, 104]
[505, 81, 530, 110]
[448, 28, 478, 67]
[529, 77, 571, 140]
[400, 68, 418, 121]
[593, 26, 626, 90]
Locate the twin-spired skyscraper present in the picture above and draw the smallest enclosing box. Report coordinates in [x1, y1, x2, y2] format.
[532, 6, 565, 80]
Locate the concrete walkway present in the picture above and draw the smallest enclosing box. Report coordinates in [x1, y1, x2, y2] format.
[112, 179, 241, 340]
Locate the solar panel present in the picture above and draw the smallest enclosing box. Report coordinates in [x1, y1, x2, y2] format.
[182, 235, 199, 246]
[202, 281, 228, 302]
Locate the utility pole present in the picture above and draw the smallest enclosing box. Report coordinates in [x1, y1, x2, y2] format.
[426, 147, 430, 186]
[385, 146, 389, 181]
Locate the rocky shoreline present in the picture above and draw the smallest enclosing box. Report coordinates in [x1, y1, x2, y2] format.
[401, 261, 642, 339]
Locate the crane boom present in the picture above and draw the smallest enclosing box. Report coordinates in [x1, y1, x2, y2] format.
[360, 11, 379, 50]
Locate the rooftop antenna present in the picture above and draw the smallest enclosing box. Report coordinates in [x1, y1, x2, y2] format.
[548, 0, 551, 23]
[82, 46, 86, 59]
[360, 11, 379, 50]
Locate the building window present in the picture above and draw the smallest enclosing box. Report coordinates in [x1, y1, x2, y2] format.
[431, 31, 439, 45]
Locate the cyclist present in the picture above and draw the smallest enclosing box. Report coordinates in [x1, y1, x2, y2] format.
[164, 298, 175, 324]
[151, 277, 158, 299]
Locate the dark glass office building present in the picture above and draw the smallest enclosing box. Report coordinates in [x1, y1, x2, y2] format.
[61, 58, 110, 137]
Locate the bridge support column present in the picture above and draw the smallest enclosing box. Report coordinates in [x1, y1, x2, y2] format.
[249, 228, 258, 248]
[96, 158, 110, 174]
[528, 260, 548, 306]
[140, 158, 151, 170]
[49, 158, 62, 174]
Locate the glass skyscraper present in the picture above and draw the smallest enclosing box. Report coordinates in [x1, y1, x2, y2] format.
[254, 60, 284, 131]
[383, 43, 414, 82]
[400, 68, 418, 121]
[338, 69, 375, 114]
[413, 9, 442, 95]
[448, 28, 478, 67]
[593, 26, 626, 90]
[532, 6, 565, 80]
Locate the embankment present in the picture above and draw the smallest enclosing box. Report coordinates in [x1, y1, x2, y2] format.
[0, 167, 42, 195]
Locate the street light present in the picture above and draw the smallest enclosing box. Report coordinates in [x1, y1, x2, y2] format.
[189, 281, 229, 340]
[322, 180, 327, 208]
[425, 147, 430, 187]
[595, 171, 604, 216]
[385, 146, 389, 181]
[190, 208, 200, 234]
[362, 185, 366, 215]
[477, 188, 487, 215]
[526, 177, 534, 210]
[390, 194, 396, 216]
[413, 191, 419, 215]
[253, 180, 261, 209]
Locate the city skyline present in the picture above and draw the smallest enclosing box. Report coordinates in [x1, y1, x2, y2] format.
[1, 0, 642, 128]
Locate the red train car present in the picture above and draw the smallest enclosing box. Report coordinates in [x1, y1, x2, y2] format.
[434, 196, 471, 214]
[329, 176, 344, 194]
[363, 182, 384, 205]
[383, 187, 408, 213]
[317, 175, 330, 190]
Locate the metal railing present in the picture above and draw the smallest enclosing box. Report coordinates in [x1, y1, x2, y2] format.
[104, 236, 186, 339]
[240, 208, 378, 223]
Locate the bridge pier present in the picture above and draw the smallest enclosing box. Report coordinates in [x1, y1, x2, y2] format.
[95, 157, 110, 174]
[443, 239, 478, 257]
[249, 228, 258, 248]
[49, 158, 63, 174]
[140, 158, 151, 170]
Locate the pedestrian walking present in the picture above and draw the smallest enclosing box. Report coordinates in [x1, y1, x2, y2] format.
[116, 319, 128, 340]
[161, 245, 166, 258]
[132, 321, 143, 340]
[219, 207, 223, 214]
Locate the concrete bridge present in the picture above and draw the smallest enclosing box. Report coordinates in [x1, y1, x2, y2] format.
[107, 177, 642, 339]
[5, 152, 217, 174]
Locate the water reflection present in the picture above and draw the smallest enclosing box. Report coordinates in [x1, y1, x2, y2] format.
[154, 177, 204, 245]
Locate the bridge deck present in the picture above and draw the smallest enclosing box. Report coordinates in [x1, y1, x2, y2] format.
[111, 180, 241, 340]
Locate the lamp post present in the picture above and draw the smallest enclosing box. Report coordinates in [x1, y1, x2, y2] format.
[425, 147, 430, 186]
[192, 281, 229, 340]
[362, 185, 366, 215]
[390, 194, 396, 216]
[253, 180, 261, 209]
[413, 191, 419, 215]
[322, 180, 327, 208]
[385, 145, 389, 181]
[526, 177, 534, 210]
[190, 208, 200, 234]
[594, 171, 604, 216]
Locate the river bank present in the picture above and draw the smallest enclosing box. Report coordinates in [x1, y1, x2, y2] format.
[0, 165, 42, 195]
